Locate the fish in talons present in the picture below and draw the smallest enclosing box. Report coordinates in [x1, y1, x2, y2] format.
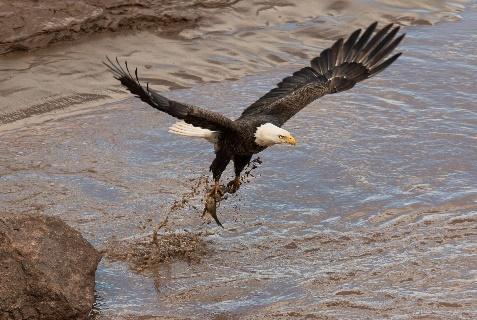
[203, 184, 227, 228]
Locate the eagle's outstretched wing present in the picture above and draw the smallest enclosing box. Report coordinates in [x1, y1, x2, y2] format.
[104, 57, 238, 133]
[239, 22, 405, 126]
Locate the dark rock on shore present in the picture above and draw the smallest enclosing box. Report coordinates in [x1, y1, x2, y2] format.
[0, 213, 101, 320]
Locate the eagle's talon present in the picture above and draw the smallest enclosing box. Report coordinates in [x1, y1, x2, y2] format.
[208, 182, 224, 200]
[227, 176, 241, 194]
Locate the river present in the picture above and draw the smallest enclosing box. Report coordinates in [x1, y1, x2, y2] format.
[0, 1, 476, 319]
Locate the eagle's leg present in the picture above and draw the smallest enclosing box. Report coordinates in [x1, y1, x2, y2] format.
[227, 176, 241, 193]
[209, 152, 231, 199]
[227, 154, 253, 194]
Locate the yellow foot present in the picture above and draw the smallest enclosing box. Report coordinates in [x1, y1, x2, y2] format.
[208, 181, 224, 200]
[226, 176, 241, 194]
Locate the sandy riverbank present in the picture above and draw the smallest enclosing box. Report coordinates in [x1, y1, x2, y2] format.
[0, 0, 469, 125]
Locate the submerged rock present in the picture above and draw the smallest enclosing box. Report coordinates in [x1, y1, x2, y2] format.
[0, 213, 101, 320]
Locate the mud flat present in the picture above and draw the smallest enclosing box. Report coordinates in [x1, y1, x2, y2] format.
[0, 0, 220, 55]
[0, 0, 469, 125]
[0, 0, 467, 55]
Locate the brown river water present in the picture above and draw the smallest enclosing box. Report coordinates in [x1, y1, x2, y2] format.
[1, 1, 476, 319]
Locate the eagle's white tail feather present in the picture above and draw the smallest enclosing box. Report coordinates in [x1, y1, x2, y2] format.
[168, 121, 218, 143]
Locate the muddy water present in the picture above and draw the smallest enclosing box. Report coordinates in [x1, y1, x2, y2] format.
[1, 2, 477, 320]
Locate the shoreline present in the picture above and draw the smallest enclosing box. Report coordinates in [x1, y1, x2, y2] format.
[0, 0, 471, 127]
[0, 0, 468, 56]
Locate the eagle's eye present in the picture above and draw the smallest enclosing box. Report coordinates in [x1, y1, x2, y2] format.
[278, 135, 284, 139]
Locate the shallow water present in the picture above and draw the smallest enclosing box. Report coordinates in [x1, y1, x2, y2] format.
[1, 2, 477, 320]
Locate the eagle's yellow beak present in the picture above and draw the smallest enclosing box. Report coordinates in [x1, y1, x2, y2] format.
[281, 135, 296, 145]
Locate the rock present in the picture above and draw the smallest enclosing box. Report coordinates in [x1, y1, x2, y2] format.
[0, 213, 101, 320]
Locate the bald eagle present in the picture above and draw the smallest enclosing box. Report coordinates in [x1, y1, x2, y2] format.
[105, 22, 404, 224]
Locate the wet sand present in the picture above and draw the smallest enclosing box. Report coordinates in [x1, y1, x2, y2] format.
[0, 0, 211, 54]
[0, 0, 470, 124]
[1, 1, 477, 319]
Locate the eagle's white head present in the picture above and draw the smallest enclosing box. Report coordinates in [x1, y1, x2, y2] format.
[254, 123, 296, 147]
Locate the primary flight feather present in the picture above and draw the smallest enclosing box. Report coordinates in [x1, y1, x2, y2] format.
[105, 22, 405, 226]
